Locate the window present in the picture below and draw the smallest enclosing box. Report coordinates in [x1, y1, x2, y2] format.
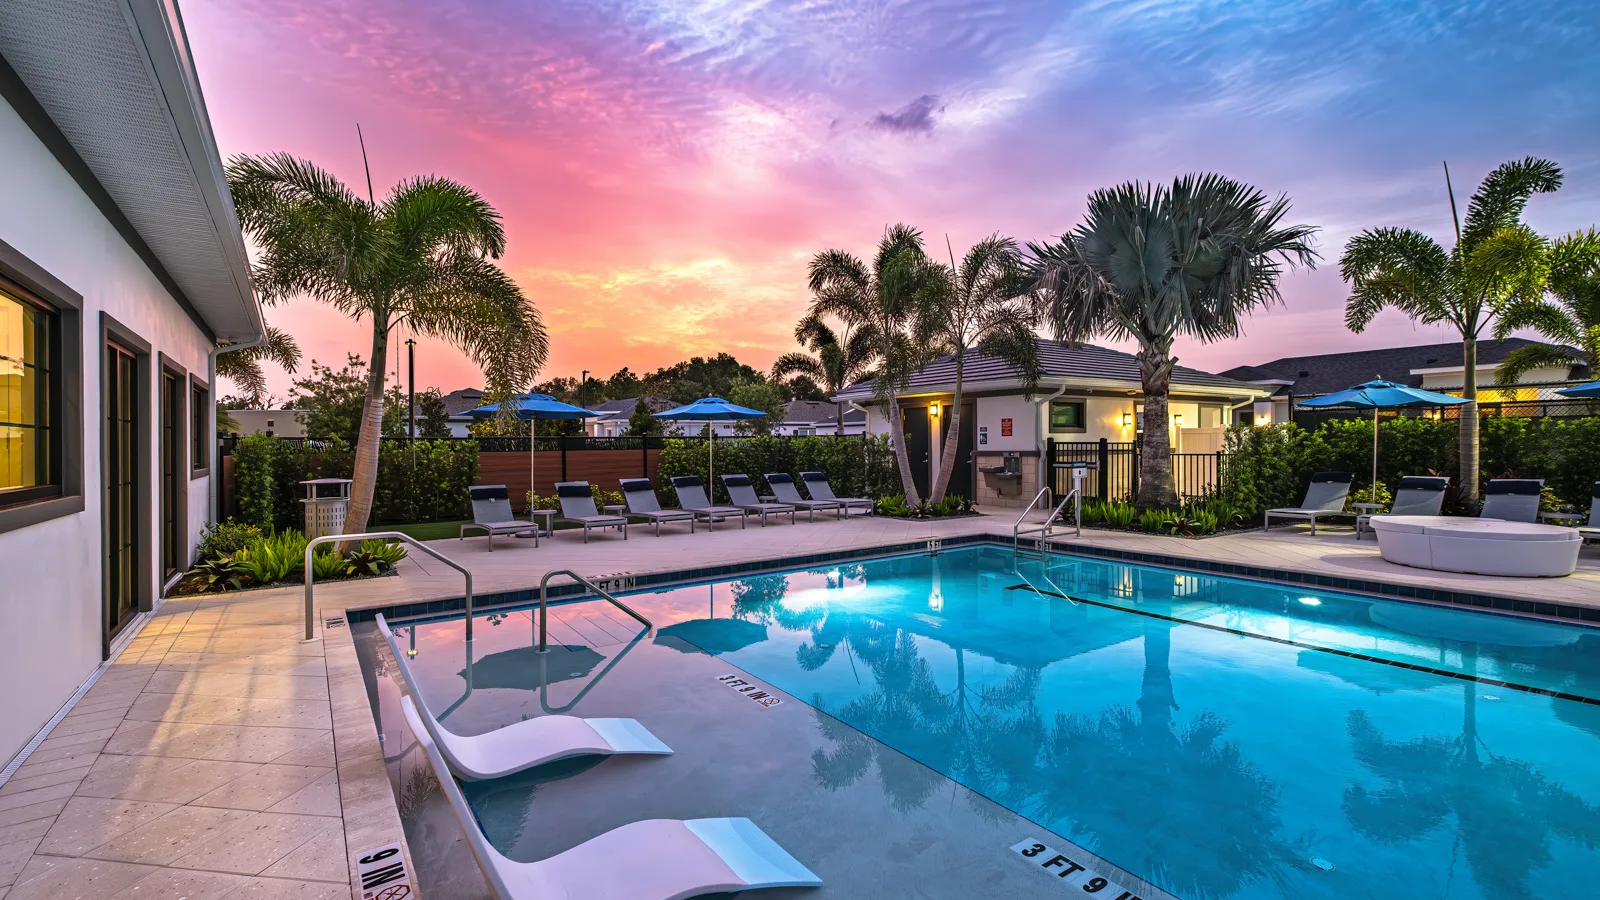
[0, 287, 55, 505]
[190, 381, 209, 473]
[1048, 400, 1086, 433]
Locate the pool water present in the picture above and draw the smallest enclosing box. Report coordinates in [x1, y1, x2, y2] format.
[640, 544, 1600, 900]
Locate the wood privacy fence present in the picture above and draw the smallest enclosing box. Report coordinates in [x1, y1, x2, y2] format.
[1047, 438, 1229, 504]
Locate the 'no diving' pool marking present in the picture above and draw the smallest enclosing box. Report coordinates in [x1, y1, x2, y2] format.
[1006, 584, 1600, 707]
[1011, 838, 1145, 898]
[717, 673, 782, 708]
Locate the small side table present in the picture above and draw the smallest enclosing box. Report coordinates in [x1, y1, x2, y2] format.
[602, 504, 628, 516]
[1540, 512, 1585, 527]
[1352, 502, 1385, 540]
[515, 509, 556, 539]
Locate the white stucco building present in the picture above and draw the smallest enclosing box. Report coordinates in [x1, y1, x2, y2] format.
[833, 339, 1267, 508]
[0, 3, 262, 765]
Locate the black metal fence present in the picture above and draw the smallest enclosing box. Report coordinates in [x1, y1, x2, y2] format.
[1046, 438, 1229, 504]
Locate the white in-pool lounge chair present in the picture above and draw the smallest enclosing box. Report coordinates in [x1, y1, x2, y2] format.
[1479, 478, 1543, 523]
[1264, 471, 1354, 535]
[555, 481, 628, 542]
[619, 478, 697, 536]
[720, 474, 795, 526]
[1581, 482, 1600, 543]
[669, 476, 749, 531]
[798, 471, 874, 515]
[1356, 475, 1449, 540]
[400, 696, 822, 900]
[377, 614, 669, 780]
[764, 473, 840, 521]
[459, 485, 536, 550]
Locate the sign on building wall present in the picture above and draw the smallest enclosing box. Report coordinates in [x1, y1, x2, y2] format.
[1000, 418, 1013, 437]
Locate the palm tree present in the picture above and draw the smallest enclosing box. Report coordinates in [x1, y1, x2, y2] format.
[1027, 175, 1317, 511]
[1341, 157, 1561, 506]
[807, 224, 942, 503]
[770, 311, 876, 436]
[1492, 228, 1600, 384]
[216, 325, 301, 406]
[228, 153, 547, 535]
[918, 235, 1041, 503]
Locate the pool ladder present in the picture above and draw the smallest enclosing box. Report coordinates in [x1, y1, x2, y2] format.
[1012, 487, 1080, 558]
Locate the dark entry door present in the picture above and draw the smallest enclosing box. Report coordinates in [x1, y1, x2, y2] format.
[160, 371, 181, 580]
[106, 342, 138, 639]
[940, 402, 976, 500]
[902, 404, 931, 500]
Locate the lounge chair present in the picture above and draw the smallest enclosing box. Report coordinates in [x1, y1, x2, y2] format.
[1479, 478, 1543, 523]
[376, 614, 669, 779]
[619, 478, 697, 536]
[721, 474, 796, 526]
[1580, 482, 1600, 543]
[459, 485, 537, 550]
[798, 471, 874, 515]
[669, 476, 748, 531]
[765, 473, 840, 521]
[1356, 476, 1449, 540]
[555, 481, 629, 542]
[399, 696, 822, 900]
[1264, 471, 1353, 535]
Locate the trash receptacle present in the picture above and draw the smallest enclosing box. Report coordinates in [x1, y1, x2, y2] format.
[300, 478, 353, 539]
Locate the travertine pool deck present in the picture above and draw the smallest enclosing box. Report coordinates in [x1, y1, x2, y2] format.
[3, 510, 1596, 899]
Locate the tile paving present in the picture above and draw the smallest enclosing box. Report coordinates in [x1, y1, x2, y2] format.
[1, 509, 1595, 898]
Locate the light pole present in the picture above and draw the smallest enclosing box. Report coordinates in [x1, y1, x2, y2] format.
[405, 338, 416, 442]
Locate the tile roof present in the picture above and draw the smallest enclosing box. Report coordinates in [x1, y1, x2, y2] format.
[440, 388, 486, 416]
[1219, 338, 1589, 397]
[781, 400, 862, 424]
[837, 338, 1256, 399]
[586, 396, 674, 417]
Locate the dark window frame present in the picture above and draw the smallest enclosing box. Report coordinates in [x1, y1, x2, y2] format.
[101, 313, 154, 656]
[158, 353, 190, 583]
[189, 373, 209, 478]
[1047, 399, 1088, 434]
[0, 239, 84, 535]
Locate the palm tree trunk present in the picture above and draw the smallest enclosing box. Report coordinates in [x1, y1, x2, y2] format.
[930, 356, 964, 503]
[836, 400, 845, 437]
[1136, 348, 1179, 512]
[1459, 335, 1480, 512]
[344, 313, 390, 538]
[888, 399, 921, 505]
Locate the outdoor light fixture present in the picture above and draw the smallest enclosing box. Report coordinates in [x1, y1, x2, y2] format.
[1121, 412, 1133, 427]
[1174, 414, 1184, 426]
[929, 402, 940, 418]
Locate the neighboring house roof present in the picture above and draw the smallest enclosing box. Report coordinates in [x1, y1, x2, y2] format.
[586, 396, 673, 419]
[780, 401, 868, 427]
[835, 338, 1261, 401]
[439, 388, 487, 417]
[1220, 338, 1590, 398]
[0, 1, 261, 343]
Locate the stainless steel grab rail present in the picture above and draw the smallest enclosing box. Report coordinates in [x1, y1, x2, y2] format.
[537, 569, 653, 652]
[303, 532, 474, 643]
[1013, 488, 1080, 554]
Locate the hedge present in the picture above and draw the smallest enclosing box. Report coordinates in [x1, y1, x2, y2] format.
[656, 434, 897, 505]
[1221, 416, 1600, 517]
[232, 436, 477, 532]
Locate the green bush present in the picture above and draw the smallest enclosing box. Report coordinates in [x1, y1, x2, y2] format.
[233, 530, 310, 585]
[1350, 481, 1394, 510]
[196, 519, 263, 559]
[232, 437, 478, 530]
[1101, 499, 1136, 527]
[1139, 509, 1175, 533]
[188, 555, 247, 592]
[310, 547, 353, 580]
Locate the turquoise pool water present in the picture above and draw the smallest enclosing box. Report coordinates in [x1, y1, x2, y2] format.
[644, 544, 1600, 900]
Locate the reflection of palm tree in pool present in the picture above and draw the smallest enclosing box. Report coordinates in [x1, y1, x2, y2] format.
[1343, 648, 1600, 898]
[1041, 611, 1299, 900]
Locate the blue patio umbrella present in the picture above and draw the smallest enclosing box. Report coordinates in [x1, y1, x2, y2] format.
[654, 397, 767, 491]
[1297, 380, 1470, 499]
[1557, 380, 1600, 398]
[466, 394, 596, 517]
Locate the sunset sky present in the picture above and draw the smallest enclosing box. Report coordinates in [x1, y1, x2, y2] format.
[184, 1, 1600, 401]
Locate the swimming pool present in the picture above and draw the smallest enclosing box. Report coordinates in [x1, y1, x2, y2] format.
[619, 544, 1600, 900]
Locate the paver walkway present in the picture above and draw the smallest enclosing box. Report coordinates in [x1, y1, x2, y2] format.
[3, 510, 1595, 899]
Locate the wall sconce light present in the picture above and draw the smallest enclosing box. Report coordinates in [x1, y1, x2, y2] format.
[928, 402, 940, 418]
[1121, 412, 1133, 427]
[1173, 414, 1184, 427]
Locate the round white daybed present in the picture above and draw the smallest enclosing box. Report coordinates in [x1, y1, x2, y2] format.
[1368, 515, 1583, 577]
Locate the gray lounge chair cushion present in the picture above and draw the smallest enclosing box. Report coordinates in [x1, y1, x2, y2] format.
[721, 475, 793, 513]
[1269, 472, 1353, 516]
[670, 476, 746, 517]
[1388, 476, 1449, 516]
[620, 479, 694, 521]
[1480, 478, 1543, 523]
[467, 485, 528, 530]
[1588, 482, 1600, 529]
[798, 471, 873, 507]
[555, 482, 627, 526]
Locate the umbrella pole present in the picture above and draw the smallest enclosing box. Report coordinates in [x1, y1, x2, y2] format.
[1372, 406, 1379, 505]
[709, 428, 715, 500]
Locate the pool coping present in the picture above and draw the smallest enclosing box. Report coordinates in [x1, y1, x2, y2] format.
[344, 531, 1600, 632]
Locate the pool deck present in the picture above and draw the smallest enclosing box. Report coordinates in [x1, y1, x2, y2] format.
[3, 510, 1596, 899]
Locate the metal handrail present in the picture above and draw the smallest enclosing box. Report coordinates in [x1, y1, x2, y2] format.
[1014, 488, 1080, 554]
[538, 569, 653, 652]
[303, 532, 473, 643]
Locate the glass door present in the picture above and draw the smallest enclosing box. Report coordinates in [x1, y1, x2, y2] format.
[106, 342, 137, 639]
[160, 371, 181, 579]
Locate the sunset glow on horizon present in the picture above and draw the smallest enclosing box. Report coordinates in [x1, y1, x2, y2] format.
[185, 1, 1600, 400]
